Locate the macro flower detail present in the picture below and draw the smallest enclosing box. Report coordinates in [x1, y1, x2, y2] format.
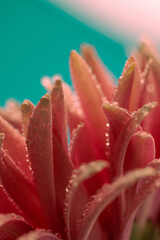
[0, 40, 160, 239]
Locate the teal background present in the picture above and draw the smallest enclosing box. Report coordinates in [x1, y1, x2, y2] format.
[0, 0, 127, 105]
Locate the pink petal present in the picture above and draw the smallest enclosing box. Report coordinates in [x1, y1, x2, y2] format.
[105, 102, 156, 177]
[103, 102, 132, 178]
[70, 51, 106, 158]
[121, 164, 160, 240]
[27, 94, 58, 231]
[124, 131, 155, 172]
[69, 123, 109, 195]
[77, 167, 156, 240]
[64, 161, 108, 240]
[0, 150, 45, 228]
[137, 159, 160, 227]
[143, 106, 160, 158]
[51, 79, 68, 154]
[5, 100, 21, 118]
[41, 76, 53, 92]
[124, 131, 155, 210]
[69, 123, 95, 168]
[81, 44, 115, 101]
[42, 75, 84, 133]
[135, 40, 159, 71]
[0, 100, 22, 131]
[52, 134, 72, 216]
[21, 100, 35, 139]
[0, 185, 20, 215]
[133, 41, 160, 158]
[139, 58, 160, 158]
[0, 116, 31, 178]
[114, 56, 142, 112]
[0, 213, 32, 240]
[18, 230, 61, 240]
[0, 109, 22, 131]
[62, 81, 84, 132]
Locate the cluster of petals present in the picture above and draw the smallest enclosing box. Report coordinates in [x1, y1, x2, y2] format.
[0, 40, 160, 240]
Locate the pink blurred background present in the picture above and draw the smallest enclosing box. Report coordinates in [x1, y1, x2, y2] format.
[50, 0, 160, 46]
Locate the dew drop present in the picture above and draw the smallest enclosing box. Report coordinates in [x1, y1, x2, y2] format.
[106, 123, 109, 128]
[105, 122, 110, 155]
[96, 83, 101, 90]
[90, 195, 95, 201]
[29, 166, 32, 171]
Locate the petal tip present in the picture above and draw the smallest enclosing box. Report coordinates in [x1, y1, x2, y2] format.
[39, 94, 50, 107]
[55, 78, 61, 86]
[81, 44, 94, 54]
[21, 100, 31, 113]
[70, 50, 79, 62]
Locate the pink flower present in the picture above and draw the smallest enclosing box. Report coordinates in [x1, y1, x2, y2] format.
[0, 40, 160, 240]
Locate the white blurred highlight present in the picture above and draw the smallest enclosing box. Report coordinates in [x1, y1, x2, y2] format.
[49, 0, 160, 45]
